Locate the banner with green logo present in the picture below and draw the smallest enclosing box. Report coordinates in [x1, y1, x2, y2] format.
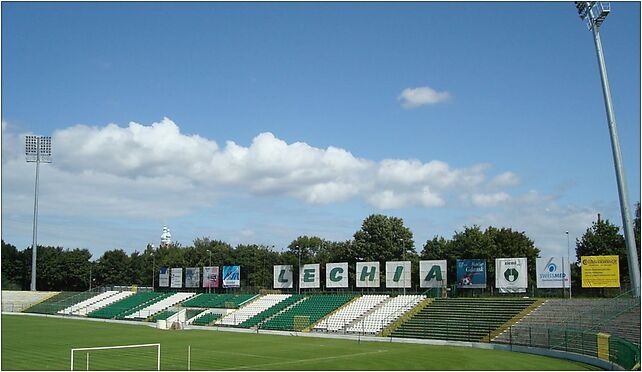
[326, 262, 348, 288]
[495, 258, 527, 293]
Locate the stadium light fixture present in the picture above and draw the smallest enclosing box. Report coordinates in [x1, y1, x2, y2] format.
[574, 2, 640, 298]
[25, 135, 52, 291]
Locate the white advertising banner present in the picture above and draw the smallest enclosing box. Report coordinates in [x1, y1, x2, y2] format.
[386, 261, 411, 288]
[420, 260, 447, 288]
[536, 257, 571, 289]
[159, 267, 170, 287]
[326, 262, 349, 288]
[495, 258, 527, 293]
[300, 263, 320, 289]
[185, 267, 200, 288]
[170, 268, 183, 288]
[274, 265, 293, 289]
[202, 266, 219, 288]
[356, 262, 380, 288]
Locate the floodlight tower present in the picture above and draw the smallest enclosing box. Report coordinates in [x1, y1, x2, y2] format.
[575, 2, 641, 297]
[25, 135, 52, 291]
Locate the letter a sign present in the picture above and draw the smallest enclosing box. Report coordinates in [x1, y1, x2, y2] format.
[420, 260, 447, 288]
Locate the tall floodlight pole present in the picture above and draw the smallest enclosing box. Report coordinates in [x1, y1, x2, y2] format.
[151, 248, 155, 290]
[575, 2, 641, 297]
[25, 135, 52, 291]
[297, 245, 301, 294]
[566, 231, 572, 299]
[400, 238, 406, 296]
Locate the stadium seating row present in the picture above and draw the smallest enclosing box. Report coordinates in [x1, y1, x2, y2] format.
[314, 295, 389, 332]
[261, 295, 354, 331]
[391, 298, 536, 341]
[217, 294, 292, 326]
[347, 295, 425, 334]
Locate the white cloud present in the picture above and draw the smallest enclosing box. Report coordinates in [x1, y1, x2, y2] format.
[398, 86, 451, 108]
[470, 192, 512, 207]
[3, 118, 519, 219]
[489, 171, 521, 188]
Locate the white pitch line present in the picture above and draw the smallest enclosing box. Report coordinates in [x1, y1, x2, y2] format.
[221, 349, 389, 370]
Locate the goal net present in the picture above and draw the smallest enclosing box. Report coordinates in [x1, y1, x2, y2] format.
[293, 315, 310, 331]
[70, 343, 160, 371]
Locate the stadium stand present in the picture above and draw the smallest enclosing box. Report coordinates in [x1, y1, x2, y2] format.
[390, 298, 536, 342]
[260, 294, 354, 331]
[74, 291, 134, 316]
[148, 309, 177, 322]
[191, 312, 223, 326]
[493, 298, 641, 347]
[58, 290, 120, 315]
[2, 291, 59, 312]
[125, 292, 196, 320]
[238, 294, 304, 328]
[216, 294, 291, 326]
[347, 295, 424, 335]
[88, 292, 171, 319]
[185, 308, 206, 322]
[23, 291, 92, 314]
[313, 295, 389, 332]
[181, 293, 257, 308]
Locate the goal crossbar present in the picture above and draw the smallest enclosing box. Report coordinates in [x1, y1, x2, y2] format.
[70, 343, 160, 371]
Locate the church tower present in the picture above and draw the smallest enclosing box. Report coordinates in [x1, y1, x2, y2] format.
[160, 225, 172, 247]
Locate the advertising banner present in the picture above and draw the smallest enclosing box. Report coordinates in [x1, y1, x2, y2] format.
[274, 265, 293, 289]
[159, 267, 170, 287]
[300, 264, 320, 289]
[581, 255, 620, 288]
[386, 261, 411, 288]
[185, 267, 200, 288]
[495, 258, 527, 293]
[536, 257, 571, 288]
[202, 266, 219, 288]
[170, 267, 183, 288]
[420, 260, 447, 288]
[356, 262, 380, 288]
[456, 259, 486, 288]
[222, 265, 241, 288]
[326, 262, 349, 288]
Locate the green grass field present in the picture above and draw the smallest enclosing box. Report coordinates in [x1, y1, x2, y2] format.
[1, 314, 600, 370]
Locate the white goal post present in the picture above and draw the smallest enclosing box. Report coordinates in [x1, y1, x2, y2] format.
[70, 343, 160, 371]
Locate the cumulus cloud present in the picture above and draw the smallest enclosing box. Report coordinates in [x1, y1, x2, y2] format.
[2, 118, 520, 219]
[489, 171, 521, 188]
[398, 86, 451, 108]
[470, 192, 511, 207]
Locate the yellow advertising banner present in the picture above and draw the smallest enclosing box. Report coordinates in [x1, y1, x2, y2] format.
[581, 255, 620, 288]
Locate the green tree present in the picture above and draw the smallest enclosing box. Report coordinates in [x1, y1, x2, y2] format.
[95, 249, 132, 286]
[353, 214, 414, 262]
[1, 240, 25, 289]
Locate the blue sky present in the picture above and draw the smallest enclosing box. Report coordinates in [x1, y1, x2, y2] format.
[2, 2, 640, 260]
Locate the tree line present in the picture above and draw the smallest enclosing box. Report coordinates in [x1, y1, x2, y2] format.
[2, 204, 640, 292]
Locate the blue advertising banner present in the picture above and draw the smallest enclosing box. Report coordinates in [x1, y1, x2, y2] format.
[222, 265, 240, 288]
[456, 259, 487, 288]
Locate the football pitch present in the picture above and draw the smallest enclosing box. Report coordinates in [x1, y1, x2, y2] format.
[1, 314, 599, 370]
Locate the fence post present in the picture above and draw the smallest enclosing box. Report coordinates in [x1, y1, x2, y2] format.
[509, 326, 513, 351]
[547, 328, 550, 349]
[565, 329, 568, 352]
[529, 327, 532, 347]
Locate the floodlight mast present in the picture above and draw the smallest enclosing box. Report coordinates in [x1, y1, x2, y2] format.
[25, 135, 52, 291]
[575, 2, 640, 298]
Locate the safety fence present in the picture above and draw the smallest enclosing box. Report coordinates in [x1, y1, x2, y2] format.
[493, 325, 640, 370]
